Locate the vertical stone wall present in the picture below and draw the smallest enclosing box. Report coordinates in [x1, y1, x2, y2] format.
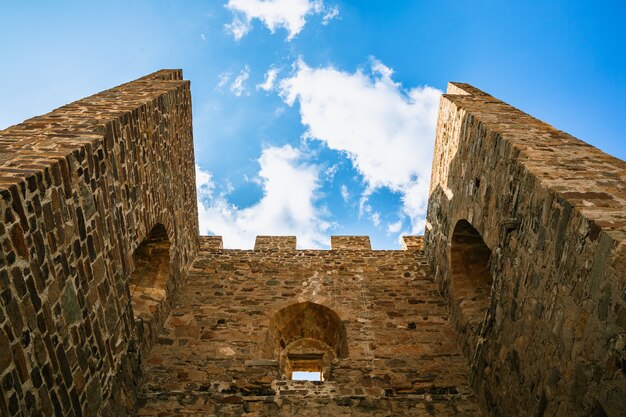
[426, 83, 626, 416]
[0, 70, 198, 417]
[136, 236, 483, 416]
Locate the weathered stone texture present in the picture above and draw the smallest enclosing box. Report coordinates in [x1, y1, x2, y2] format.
[254, 236, 296, 251]
[0, 70, 198, 417]
[426, 82, 626, 416]
[135, 237, 482, 416]
[402, 236, 425, 251]
[331, 236, 372, 250]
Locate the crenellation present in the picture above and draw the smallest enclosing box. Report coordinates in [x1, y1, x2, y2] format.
[330, 235, 371, 250]
[137, 246, 481, 416]
[254, 235, 297, 250]
[202, 235, 224, 250]
[401, 235, 424, 251]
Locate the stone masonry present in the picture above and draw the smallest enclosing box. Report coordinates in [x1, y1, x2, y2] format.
[0, 70, 198, 417]
[426, 83, 626, 416]
[135, 236, 481, 416]
[1, 71, 625, 417]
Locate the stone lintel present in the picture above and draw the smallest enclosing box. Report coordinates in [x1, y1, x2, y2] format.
[254, 236, 297, 250]
[330, 236, 371, 250]
[401, 236, 424, 251]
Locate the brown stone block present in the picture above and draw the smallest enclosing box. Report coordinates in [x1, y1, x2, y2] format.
[254, 236, 296, 251]
[9, 223, 29, 260]
[330, 236, 371, 250]
[401, 236, 425, 251]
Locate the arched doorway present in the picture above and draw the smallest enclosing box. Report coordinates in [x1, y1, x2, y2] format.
[267, 302, 348, 381]
[450, 219, 493, 331]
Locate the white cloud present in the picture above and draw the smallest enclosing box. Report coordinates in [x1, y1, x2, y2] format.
[225, 0, 338, 40]
[324, 163, 339, 182]
[196, 145, 331, 248]
[361, 202, 381, 228]
[257, 67, 279, 91]
[399, 179, 430, 234]
[215, 72, 232, 92]
[279, 58, 441, 235]
[200, 33, 207, 41]
[387, 220, 402, 234]
[322, 5, 339, 24]
[230, 65, 250, 96]
[370, 211, 381, 227]
[196, 164, 215, 195]
[225, 16, 251, 40]
[340, 184, 349, 202]
[216, 67, 251, 96]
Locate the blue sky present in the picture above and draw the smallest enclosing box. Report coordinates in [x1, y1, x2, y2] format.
[1, 1, 624, 248]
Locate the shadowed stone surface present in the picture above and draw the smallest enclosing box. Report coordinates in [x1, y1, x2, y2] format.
[426, 82, 626, 417]
[0, 70, 198, 417]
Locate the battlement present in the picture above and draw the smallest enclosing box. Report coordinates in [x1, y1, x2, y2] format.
[401, 235, 425, 250]
[254, 235, 297, 250]
[199, 235, 425, 251]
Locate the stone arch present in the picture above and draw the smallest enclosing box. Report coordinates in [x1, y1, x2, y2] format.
[450, 219, 493, 331]
[266, 302, 348, 380]
[130, 223, 171, 324]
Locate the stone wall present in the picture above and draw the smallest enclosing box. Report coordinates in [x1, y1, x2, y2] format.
[0, 70, 199, 417]
[135, 236, 483, 416]
[426, 83, 626, 416]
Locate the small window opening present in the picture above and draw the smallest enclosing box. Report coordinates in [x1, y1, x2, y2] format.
[292, 371, 323, 381]
[288, 352, 324, 381]
[266, 302, 348, 382]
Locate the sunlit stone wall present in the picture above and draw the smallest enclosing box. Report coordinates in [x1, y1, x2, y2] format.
[136, 236, 483, 416]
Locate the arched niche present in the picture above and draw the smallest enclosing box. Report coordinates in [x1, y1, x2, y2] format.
[450, 219, 493, 331]
[266, 302, 348, 381]
[130, 223, 171, 322]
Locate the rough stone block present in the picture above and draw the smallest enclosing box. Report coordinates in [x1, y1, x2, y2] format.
[330, 236, 371, 250]
[254, 236, 296, 251]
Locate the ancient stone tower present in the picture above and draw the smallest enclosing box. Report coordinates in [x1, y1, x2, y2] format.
[0, 70, 624, 417]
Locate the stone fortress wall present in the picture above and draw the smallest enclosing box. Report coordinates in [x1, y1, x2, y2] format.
[0, 71, 624, 417]
[135, 235, 482, 416]
[0, 70, 199, 417]
[426, 83, 626, 416]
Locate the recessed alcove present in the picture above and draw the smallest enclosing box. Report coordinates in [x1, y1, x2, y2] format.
[267, 302, 347, 381]
[130, 223, 171, 322]
[450, 219, 493, 331]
